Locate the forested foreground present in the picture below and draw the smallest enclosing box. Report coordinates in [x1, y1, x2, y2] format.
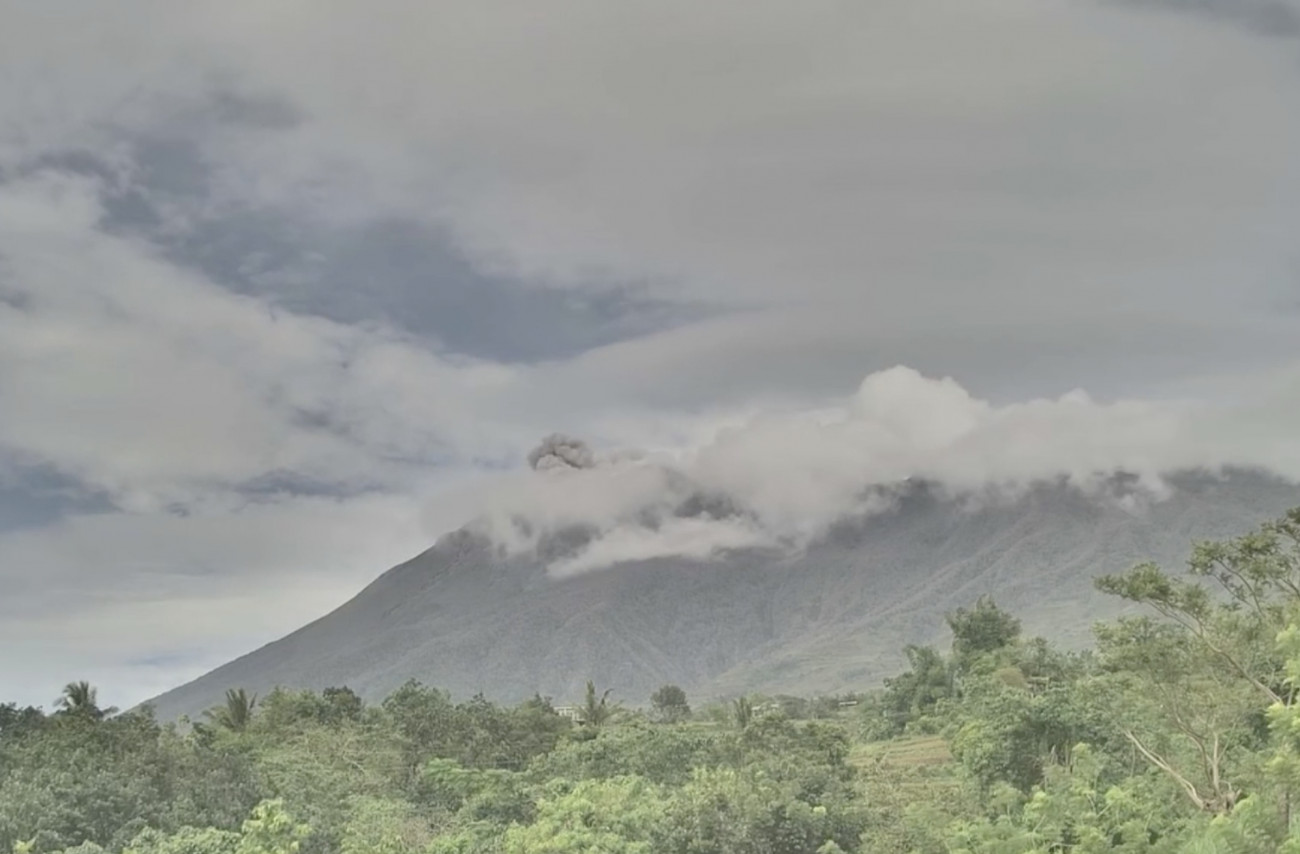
[4, 510, 1300, 854]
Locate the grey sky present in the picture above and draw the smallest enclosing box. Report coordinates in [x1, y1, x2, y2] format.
[2, 0, 1299, 709]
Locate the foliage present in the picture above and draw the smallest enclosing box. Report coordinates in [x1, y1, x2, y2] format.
[205, 691, 256, 733]
[868, 644, 953, 738]
[529, 720, 723, 785]
[54, 682, 117, 722]
[337, 797, 430, 854]
[650, 685, 691, 724]
[124, 825, 240, 854]
[578, 681, 616, 730]
[234, 801, 310, 854]
[499, 776, 670, 853]
[947, 596, 1022, 672]
[664, 765, 864, 854]
[732, 696, 754, 731]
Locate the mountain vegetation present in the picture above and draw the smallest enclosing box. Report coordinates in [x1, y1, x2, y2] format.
[4, 507, 1300, 852]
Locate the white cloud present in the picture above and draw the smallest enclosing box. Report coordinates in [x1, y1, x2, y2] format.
[3, 1, 1298, 414]
[7, 2, 1299, 315]
[0, 171, 522, 510]
[445, 366, 1300, 573]
[5, 359, 1295, 707]
[173, 0, 1300, 321]
[2, 0, 1300, 707]
[548, 516, 773, 578]
[447, 462, 691, 555]
[686, 365, 1300, 513]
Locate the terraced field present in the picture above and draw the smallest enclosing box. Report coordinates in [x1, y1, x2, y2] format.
[850, 734, 952, 769]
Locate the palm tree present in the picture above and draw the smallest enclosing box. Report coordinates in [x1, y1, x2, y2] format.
[55, 681, 116, 721]
[204, 688, 257, 732]
[580, 680, 615, 728]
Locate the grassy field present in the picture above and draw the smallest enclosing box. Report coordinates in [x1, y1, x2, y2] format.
[849, 734, 952, 770]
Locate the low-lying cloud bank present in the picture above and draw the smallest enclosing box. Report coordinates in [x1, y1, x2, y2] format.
[436, 365, 1300, 576]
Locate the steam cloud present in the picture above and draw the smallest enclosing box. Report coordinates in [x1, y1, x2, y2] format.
[440, 366, 1300, 577]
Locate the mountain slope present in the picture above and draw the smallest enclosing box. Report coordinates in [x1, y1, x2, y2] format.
[144, 469, 1299, 720]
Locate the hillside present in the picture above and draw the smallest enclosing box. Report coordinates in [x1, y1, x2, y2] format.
[144, 469, 1300, 720]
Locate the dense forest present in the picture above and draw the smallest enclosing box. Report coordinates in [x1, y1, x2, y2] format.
[3, 508, 1300, 854]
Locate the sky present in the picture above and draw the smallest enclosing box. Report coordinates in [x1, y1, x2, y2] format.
[2, 0, 1300, 710]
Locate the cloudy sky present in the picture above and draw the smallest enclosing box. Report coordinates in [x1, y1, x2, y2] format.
[3, 0, 1300, 710]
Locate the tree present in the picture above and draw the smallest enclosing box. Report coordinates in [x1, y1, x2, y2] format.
[1092, 617, 1254, 815]
[0, 703, 44, 738]
[499, 776, 671, 853]
[1093, 508, 1300, 814]
[501, 695, 571, 768]
[339, 797, 430, 854]
[1197, 605, 1300, 850]
[124, 825, 240, 854]
[252, 716, 402, 847]
[1096, 508, 1300, 707]
[732, 696, 754, 731]
[941, 743, 1186, 854]
[380, 680, 463, 785]
[580, 680, 616, 729]
[321, 687, 363, 725]
[947, 674, 1113, 793]
[205, 689, 257, 733]
[235, 801, 310, 854]
[531, 721, 721, 786]
[650, 685, 690, 724]
[664, 766, 865, 854]
[875, 645, 953, 735]
[0, 705, 260, 853]
[946, 596, 1021, 671]
[54, 682, 115, 721]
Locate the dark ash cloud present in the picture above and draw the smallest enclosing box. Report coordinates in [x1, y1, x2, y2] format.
[527, 435, 596, 471]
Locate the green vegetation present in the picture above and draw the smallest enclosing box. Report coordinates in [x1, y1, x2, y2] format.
[4, 508, 1300, 853]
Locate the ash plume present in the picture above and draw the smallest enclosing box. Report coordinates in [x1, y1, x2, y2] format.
[527, 434, 596, 472]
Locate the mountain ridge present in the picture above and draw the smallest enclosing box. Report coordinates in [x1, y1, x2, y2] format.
[143, 467, 1300, 721]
